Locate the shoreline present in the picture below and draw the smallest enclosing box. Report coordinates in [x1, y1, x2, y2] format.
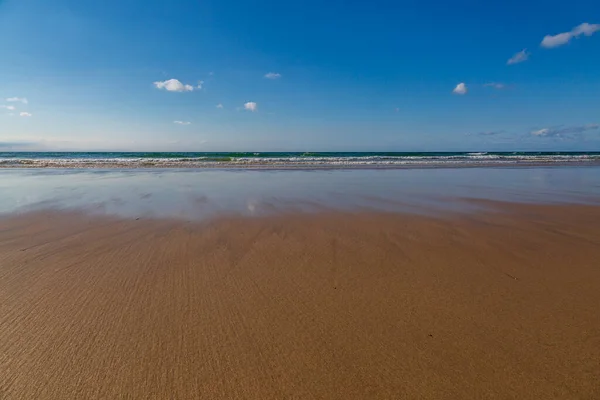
[2, 160, 600, 169]
[1, 202, 599, 399]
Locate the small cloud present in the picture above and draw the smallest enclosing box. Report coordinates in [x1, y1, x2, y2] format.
[573, 22, 600, 36]
[173, 121, 191, 125]
[208, 72, 214, 76]
[531, 124, 599, 137]
[19, 112, 32, 117]
[541, 32, 573, 48]
[197, 80, 204, 89]
[541, 22, 600, 48]
[216, 103, 223, 109]
[465, 130, 505, 137]
[507, 49, 529, 65]
[452, 83, 467, 95]
[264, 72, 281, 79]
[0, 105, 16, 110]
[484, 82, 505, 89]
[244, 102, 258, 112]
[6, 97, 28, 104]
[394, 107, 400, 113]
[478, 130, 504, 136]
[153, 79, 194, 92]
[531, 128, 550, 136]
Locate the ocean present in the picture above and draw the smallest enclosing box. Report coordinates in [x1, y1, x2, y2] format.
[1, 151, 600, 168]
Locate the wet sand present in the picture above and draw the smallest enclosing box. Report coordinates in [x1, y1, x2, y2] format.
[1, 203, 599, 399]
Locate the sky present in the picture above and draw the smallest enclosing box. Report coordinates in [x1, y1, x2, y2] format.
[0, 0, 599, 152]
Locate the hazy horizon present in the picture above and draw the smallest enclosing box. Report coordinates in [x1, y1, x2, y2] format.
[2, 148, 600, 153]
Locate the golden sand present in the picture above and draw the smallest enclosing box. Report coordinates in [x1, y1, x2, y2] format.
[1, 203, 599, 399]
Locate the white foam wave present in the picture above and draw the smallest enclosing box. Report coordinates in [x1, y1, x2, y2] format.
[1, 154, 599, 168]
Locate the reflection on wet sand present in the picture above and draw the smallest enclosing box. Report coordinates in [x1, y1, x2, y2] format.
[1, 166, 599, 219]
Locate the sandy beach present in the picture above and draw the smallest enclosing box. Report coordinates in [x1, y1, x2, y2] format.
[1, 202, 599, 399]
[4, 0, 600, 396]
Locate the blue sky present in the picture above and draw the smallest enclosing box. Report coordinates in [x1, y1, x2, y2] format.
[0, 0, 599, 151]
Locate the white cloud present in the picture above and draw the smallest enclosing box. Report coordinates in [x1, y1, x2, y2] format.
[573, 22, 600, 36]
[452, 83, 467, 95]
[6, 97, 28, 104]
[244, 102, 258, 111]
[484, 82, 505, 89]
[265, 72, 282, 79]
[507, 49, 529, 65]
[19, 112, 32, 117]
[216, 103, 223, 109]
[153, 79, 194, 92]
[531, 124, 599, 137]
[531, 128, 550, 136]
[541, 23, 600, 48]
[197, 80, 204, 89]
[0, 105, 16, 110]
[541, 32, 572, 48]
[173, 121, 191, 125]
